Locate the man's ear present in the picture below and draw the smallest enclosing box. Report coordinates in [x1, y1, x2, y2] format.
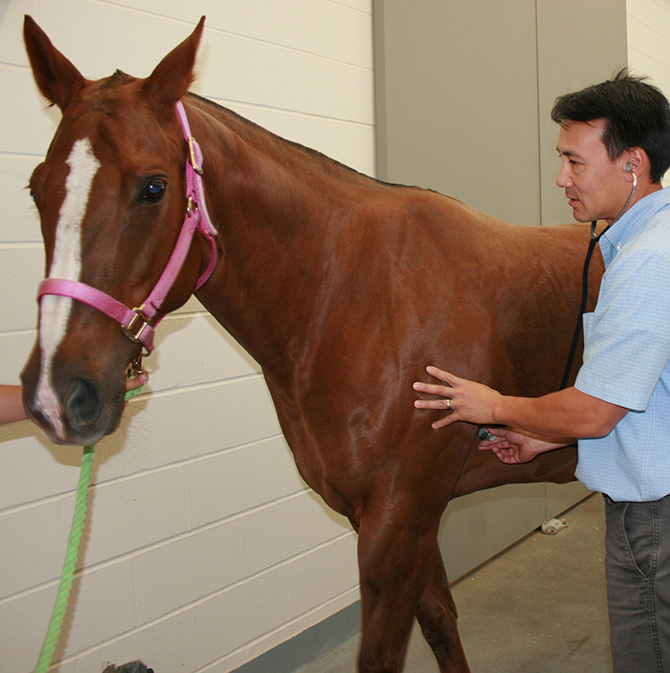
[623, 147, 646, 180]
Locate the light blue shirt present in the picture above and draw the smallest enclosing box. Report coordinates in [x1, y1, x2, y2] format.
[575, 185, 670, 502]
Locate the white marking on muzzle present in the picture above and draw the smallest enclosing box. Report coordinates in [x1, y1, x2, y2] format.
[36, 138, 101, 440]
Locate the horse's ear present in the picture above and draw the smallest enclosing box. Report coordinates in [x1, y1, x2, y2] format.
[23, 15, 85, 111]
[143, 17, 205, 113]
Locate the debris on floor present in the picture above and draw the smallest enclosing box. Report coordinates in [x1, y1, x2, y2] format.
[102, 662, 154, 673]
[541, 517, 568, 535]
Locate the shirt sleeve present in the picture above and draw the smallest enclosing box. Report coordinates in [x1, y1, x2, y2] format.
[575, 248, 670, 411]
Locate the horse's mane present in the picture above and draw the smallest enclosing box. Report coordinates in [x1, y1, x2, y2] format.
[188, 92, 400, 189]
[94, 75, 405, 190]
[105, 70, 135, 88]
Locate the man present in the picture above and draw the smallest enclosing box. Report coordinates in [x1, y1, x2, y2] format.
[413, 70, 670, 673]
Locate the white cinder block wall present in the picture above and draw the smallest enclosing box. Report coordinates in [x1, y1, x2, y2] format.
[627, 0, 670, 97]
[0, 1, 374, 672]
[627, 0, 670, 183]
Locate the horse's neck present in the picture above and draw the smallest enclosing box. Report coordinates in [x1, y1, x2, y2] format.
[191, 100, 373, 383]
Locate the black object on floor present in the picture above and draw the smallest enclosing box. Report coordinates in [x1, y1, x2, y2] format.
[102, 662, 154, 673]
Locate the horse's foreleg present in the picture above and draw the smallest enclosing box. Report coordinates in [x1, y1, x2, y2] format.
[415, 547, 471, 673]
[355, 510, 442, 673]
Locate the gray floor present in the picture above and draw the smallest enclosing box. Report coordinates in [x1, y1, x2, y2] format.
[298, 494, 611, 673]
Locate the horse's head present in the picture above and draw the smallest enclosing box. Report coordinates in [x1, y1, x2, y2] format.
[20, 16, 213, 445]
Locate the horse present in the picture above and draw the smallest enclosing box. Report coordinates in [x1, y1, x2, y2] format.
[20, 16, 603, 673]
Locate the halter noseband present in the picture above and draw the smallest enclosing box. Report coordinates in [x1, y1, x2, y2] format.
[37, 101, 218, 354]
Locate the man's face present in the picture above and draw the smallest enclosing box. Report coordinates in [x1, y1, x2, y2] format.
[556, 118, 630, 224]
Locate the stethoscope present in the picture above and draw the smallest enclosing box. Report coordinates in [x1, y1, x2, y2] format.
[477, 167, 638, 443]
[558, 166, 638, 389]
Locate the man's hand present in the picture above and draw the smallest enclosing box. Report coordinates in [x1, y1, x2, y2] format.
[413, 365, 502, 429]
[478, 427, 570, 464]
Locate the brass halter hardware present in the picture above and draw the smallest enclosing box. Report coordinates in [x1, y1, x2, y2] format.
[121, 304, 151, 345]
[188, 136, 204, 175]
[187, 196, 196, 215]
[128, 352, 145, 378]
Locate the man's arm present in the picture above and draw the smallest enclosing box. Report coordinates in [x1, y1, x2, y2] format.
[414, 366, 628, 438]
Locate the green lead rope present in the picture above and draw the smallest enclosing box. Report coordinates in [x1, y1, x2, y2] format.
[33, 444, 94, 673]
[34, 384, 144, 673]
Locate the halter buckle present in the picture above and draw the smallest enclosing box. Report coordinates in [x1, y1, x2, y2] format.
[188, 136, 204, 175]
[122, 305, 151, 344]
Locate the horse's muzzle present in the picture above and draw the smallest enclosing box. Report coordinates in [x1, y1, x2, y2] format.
[23, 368, 122, 446]
[49, 375, 123, 445]
[64, 376, 102, 432]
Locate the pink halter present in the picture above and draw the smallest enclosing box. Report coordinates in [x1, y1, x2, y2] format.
[37, 101, 218, 354]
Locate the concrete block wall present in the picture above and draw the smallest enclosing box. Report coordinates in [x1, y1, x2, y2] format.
[627, 0, 670, 98]
[626, 0, 670, 186]
[0, 1, 374, 672]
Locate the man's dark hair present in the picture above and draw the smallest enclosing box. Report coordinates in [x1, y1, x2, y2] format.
[551, 69, 670, 182]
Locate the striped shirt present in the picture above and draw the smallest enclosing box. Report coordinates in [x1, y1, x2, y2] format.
[575, 185, 670, 502]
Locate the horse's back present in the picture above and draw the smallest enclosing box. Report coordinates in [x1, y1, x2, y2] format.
[344, 185, 598, 385]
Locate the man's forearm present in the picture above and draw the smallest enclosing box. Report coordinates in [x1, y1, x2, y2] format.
[493, 387, 627, 439]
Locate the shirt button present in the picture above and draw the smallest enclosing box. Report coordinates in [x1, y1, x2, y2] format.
[616, 244, 621, 251]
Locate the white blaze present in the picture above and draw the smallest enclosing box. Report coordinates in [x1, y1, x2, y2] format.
[36, 138, 101, 439]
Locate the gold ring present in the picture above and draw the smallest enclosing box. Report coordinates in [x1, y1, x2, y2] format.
[446, 398, 452, 411]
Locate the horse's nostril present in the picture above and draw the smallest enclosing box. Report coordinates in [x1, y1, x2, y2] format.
[65, 378, 101, 428]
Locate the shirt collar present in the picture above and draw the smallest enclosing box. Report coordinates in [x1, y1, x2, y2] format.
[599, 185, 670, 266]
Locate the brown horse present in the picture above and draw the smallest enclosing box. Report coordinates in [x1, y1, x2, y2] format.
[20, 16, 602, 673]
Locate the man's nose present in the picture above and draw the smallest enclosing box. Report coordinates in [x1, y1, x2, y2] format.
[556, 165, 573, 189]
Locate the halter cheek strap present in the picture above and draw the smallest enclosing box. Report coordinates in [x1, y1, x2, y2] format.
[37, 101, 218, 354]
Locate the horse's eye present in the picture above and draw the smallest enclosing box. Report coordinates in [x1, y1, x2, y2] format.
[141, 179, 167, 201]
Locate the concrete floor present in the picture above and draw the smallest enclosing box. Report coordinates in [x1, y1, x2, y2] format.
[298, 493, 611, 673]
